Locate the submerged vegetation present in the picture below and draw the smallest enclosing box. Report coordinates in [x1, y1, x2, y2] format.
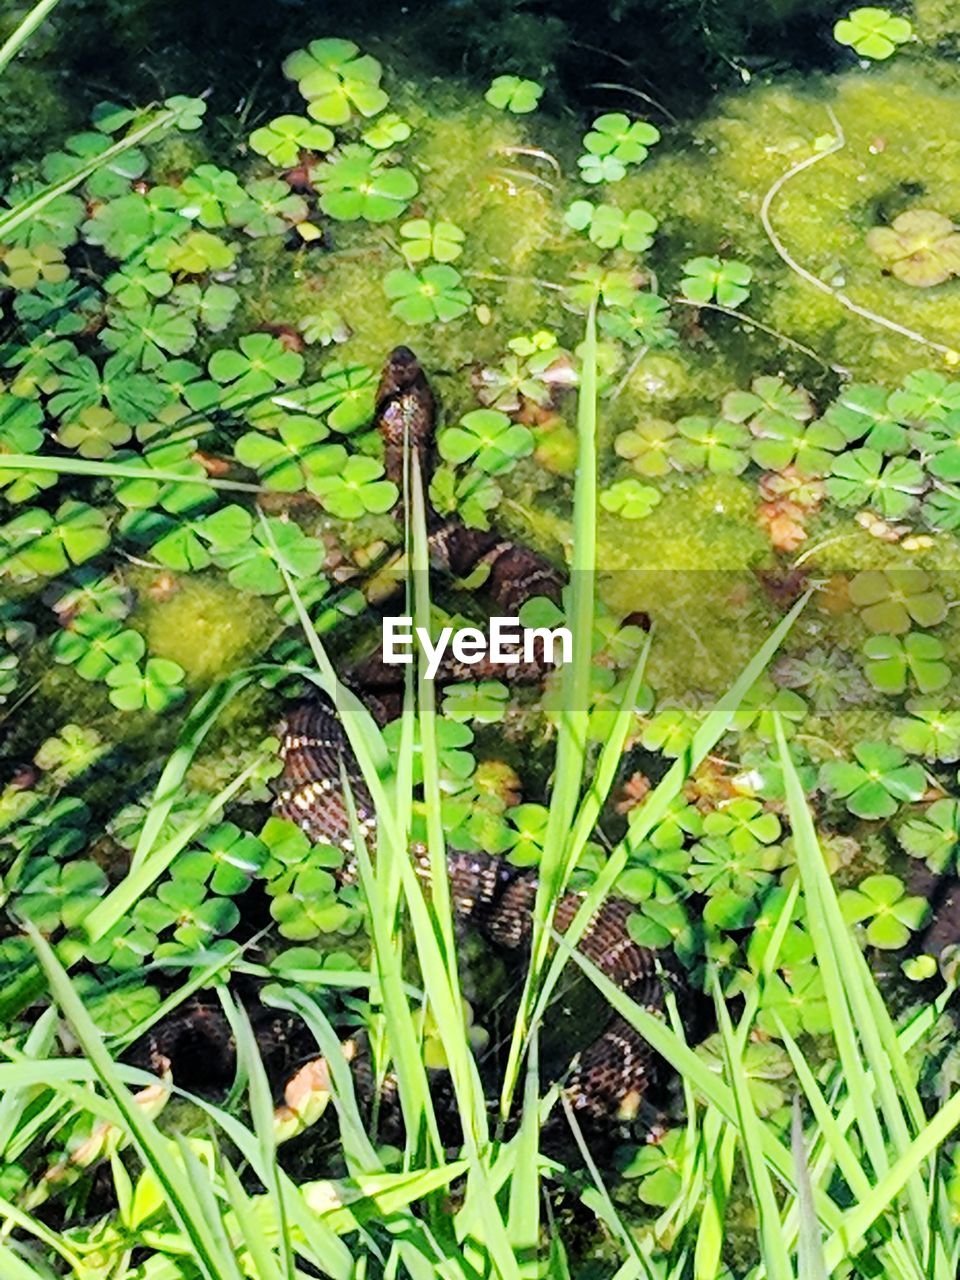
[4, 0, 960, 1276]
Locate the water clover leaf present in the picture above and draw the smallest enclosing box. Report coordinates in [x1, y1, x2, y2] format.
[362, 113, 412, 150]
[174, 823, 268, 896]
[898, 798, 960, 868]
[834, 7, 913, 59]
[308, 455, 398, 519]
[484, 75, 543, 114]
[861, 632, 950, 695]
[702, 797, 781, 855]
[106, 657, 185, 713]
[599, 478, 662, 520]
[892, 698, 960, 761]
[627, 898, 695, 960]
[442, 681, 509, 724]
[123, 504, 254, 572]
[383, 716, 475, 785]
[0, 396, 54, 503]
[756, 962, 830, 1037]
[615, 418, 677, 478]
[826, 448, 925, 518]
[724, 375, 814, 429]
[49, 353, 172, 424]
[430, 464, 502, 530]
[269, 862, 352, 939]
[19, 859, 108, 933]
[235, 421, 344, 492]
[598, 291, 675, 349]
[564, 201, 658, 252]
[620, 1129, 685, 1206]
[100, 304, 197, 371]
[503, 804, 549, 867]
[164, 95, 207, 131]
[1, 501, 110, 579]
[680, 256, 753, 308]
[56, 405, 133, 459]
[689, 835, 779, 928]
[848, 567, 947, 634]
[212, 516, 325, 595]
[749, 418, 845, 476]
[249, 115, 335, 168]
[671, 415, 750, 475]
[316, 147, 418, 222]
[438, 408, 533, 474]
[297, 362, 377, 433]
[1, 243, 69, 290]
[641, 706, 698, 757]
[1, 185, 84, 249]
[104, 259, 173, 309]
[138, 878, 239, 952]
[819, 741, 926, 819]
[52, 614, 145, 681]
[51, 569, 133, 623]
[113, 439, 213, 515]
[731, 678, 807, 741]
[583, 113, 660, 166]
[578, 154, 626, 184]
[163, 230, 237, 275]
[839, 874, 927, 949]
[283, 38, 389, 125]
[383, 264, 472, 325]
[399, 219, 465, 265]
[889, 370, 960, 422]
[178, 164, 246, 228]
[866, 210, 960, 287]
[299, 309, 350, 347]
[209, 333, 304, 406]
[231, 178, 308, 239]
[33, 724, 107, 783]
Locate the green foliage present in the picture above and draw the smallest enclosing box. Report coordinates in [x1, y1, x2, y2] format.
[599, 477, 662, 519]
[438, 408, 533, 473]
[839, 874, 928, 948]
[564, 200, 658, 251]
[819, 741, 926, 818]
[866, 209, 960, 286]
[383, 263, 472, 324]
[484, 75, 543, 113]
[308, 455, 398, 518]
[399, 218, 465, 264]
[248, 114, 334, 167]
[105, 656, 185, 712]
[848, 568, 947, 634]
[834, 7, 913, 58]
[861, 631, 951, 694]
[283, 38, 390, 125]
[315, 145, 417, 222]
[680, 256, 753, 308]
[579, 113, 660, 184]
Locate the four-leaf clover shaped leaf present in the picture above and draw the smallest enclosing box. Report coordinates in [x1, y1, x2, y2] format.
[599, 478, 662, 520]
[399, 218, 466, 265]
[839, 874, 928, 949]
[834, 7, 913, 60]
[898, 798, 960, 869]
[106, 657, 186, 713]
[819, 741, 926, 819]
[383, 264, 472, 325]
[442, 681, 509, 724]
[680, 256, 752, 308]
[827, 448, 925, 518]
[438, 409, 534, 475]
[212, 516, 325, 595]
[892, 698, 960, 762]
[283, 38, 389, 125]
[485, 75, 543, 114]
[307, 455, 398, 519]
[51, 614, 145, 681]
[848, 568, 947, 634]
[249, 115, 334, 167]
[862, 632, 950, 695]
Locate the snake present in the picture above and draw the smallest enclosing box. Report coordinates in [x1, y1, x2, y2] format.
[135, 347, 678, 1131]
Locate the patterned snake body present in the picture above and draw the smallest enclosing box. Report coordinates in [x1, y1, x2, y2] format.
[141, 348, 675, 1128]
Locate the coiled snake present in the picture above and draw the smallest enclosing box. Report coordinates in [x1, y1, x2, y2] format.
[138, 348, 677, 1131]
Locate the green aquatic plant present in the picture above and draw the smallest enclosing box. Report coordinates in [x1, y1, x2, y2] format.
[398, 218, 465, 264]
[839, 874, 928, 949]
[892, 698, 960, 761]
[848, 568, 947, 634]
[827, 447, 925, 516]
[383, 263, 472, 324]
[437, 407, 533, 473]
[484, 74, 543, 113]
[212, 516, 325, 595]
[50, 614, 144, 681]
[441, 681, 509, 724]
[861, 631, 951, 695]
[897, 798, 960, 868]
[671, 414, 751, 474]
[599, 477, 662, 519]
[105, 656, 185, 712]
[314, 145, 418, 222]
[564, 200, 658, 252]
[248, 114, 334, 167]
[308, 455, 398, 518]
[834, 7, 913, 59]
[819, 741, 926, 819]
[680, 255, 752, 308]
[282, 37, 389, 124]
[33, 724, 107, 783]
[866, 210, 960, 287]
[234, 420, 342, 492]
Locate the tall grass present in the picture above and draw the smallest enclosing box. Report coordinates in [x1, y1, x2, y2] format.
[6, 308, 960, 1279]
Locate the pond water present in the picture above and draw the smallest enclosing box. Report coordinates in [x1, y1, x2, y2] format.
[4, 0, 960, 1274]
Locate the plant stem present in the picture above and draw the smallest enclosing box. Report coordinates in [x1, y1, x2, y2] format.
[0, 0, 61, 76]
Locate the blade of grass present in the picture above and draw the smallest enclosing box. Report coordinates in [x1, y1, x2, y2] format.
[792, 1097, 829, 1280]
[507, 1031, 541, 1279]
[521, 591, 810, 1077]
[711, 974, 792, 1280]
[501, 300, 598, 1116]
[0, 0, 61, 74]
